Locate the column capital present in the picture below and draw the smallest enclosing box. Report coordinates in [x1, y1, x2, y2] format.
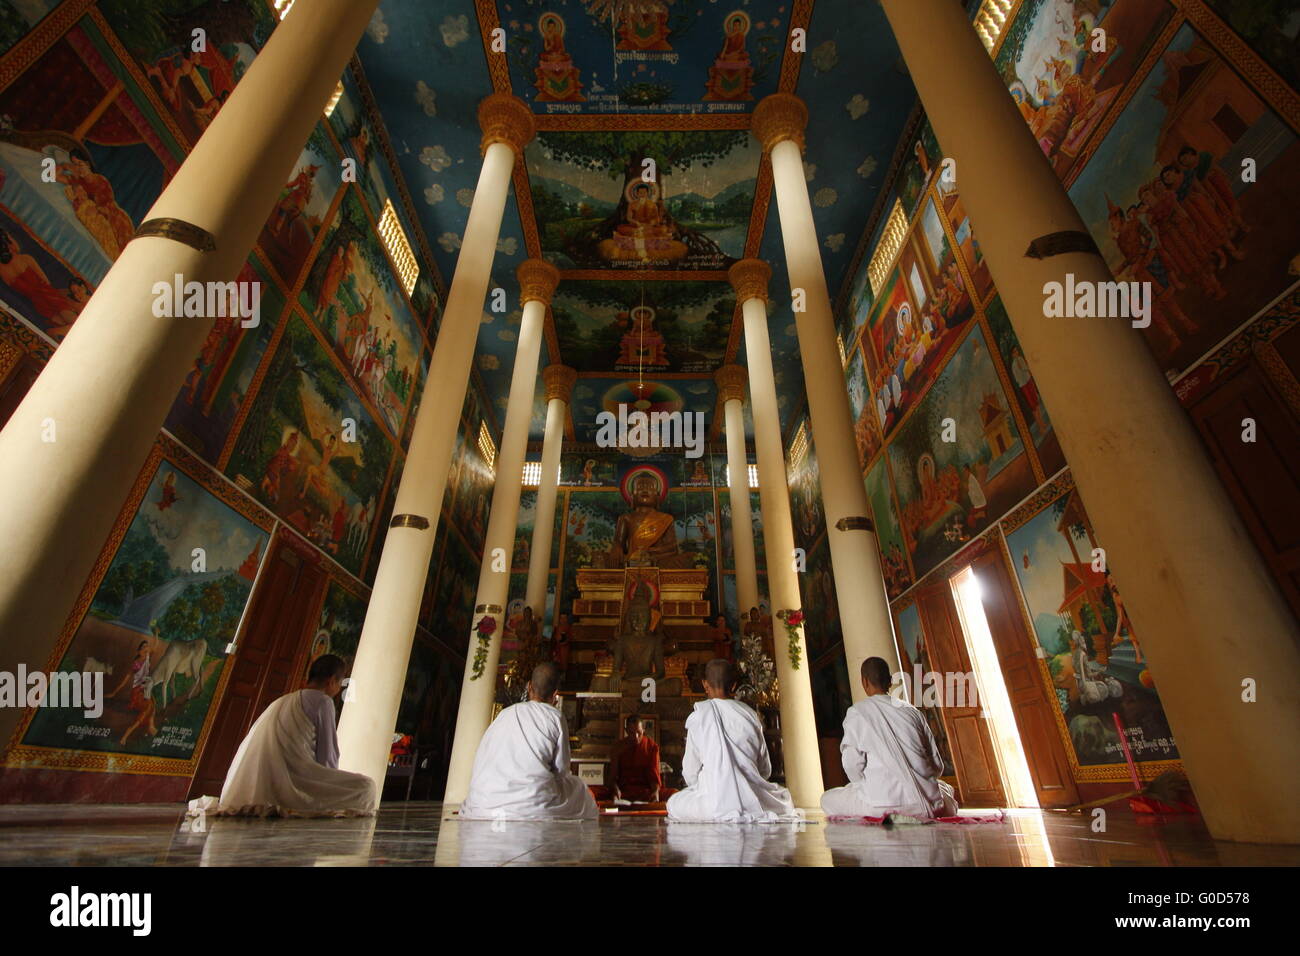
[752, 93, 807, 153]
[542, 364, 577, 404]
[517, 258, 561, 305]
[728, 258, 772, 303]
[478, 93, 536, 155]
[714, 364, 748, 404]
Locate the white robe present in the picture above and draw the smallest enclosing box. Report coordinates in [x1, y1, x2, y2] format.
[667, 698, 799, 823]
[821, 695, 958, 819]
[195, 689, 377, 818]
[458, 700, 597, 821]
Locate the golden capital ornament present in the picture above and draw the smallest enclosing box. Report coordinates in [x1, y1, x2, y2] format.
[751, 93, 808, 153]
[714, 364, 748, 404]
[517, 258, 561, 305]
[543, 364, 577, 404]
[728, 258, 772, 303]
[478, 92, 536, 155]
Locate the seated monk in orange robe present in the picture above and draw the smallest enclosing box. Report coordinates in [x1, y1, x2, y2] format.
[610, 715, 674, 803]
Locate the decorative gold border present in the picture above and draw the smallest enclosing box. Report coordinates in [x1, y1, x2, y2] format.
[474, 0, 511, 95]
[1064, 14, 1187, 188]
[0, 0, 96, 94]
[84, 6, 193, 153]
[1174, 0, 1300, 131]
[0, 306, 55, 364]
[534, 113, 752, 132]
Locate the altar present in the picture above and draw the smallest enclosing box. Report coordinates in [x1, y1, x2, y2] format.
[571, 567, 711, 625]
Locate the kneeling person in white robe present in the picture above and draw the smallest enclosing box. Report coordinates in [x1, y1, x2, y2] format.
[459, 662, 596, 821]
[821, 657, 958, 820]
[667, 658, 799, 824]
[205, 654, 377, 817]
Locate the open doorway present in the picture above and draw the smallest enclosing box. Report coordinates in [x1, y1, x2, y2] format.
[949, 565, 1038, 809]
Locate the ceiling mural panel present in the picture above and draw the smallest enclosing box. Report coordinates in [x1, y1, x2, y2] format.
[568, 374, 715, 444]
[498, 0, 791, 114]
[551, 278, 735, 373]
[526, 128, 759, 271]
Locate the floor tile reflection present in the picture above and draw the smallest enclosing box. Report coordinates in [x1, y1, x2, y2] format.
[0, 803, 1295, 866]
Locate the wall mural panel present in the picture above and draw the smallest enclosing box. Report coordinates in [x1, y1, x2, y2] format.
[0, 18, 184, 339]
[1068, 22, 1300, 377]
[994, 0, 1175, 182]
[865, 455, 912, 600]
[887, 325, 1036, 580]
[300, 187, 423, 440]
[17, 442, 271, 767]
[225, 311, 392, 577]
[1002, 481, 1179, 769]
[164, 252, 286, 464]
[98, 0, 276, 145]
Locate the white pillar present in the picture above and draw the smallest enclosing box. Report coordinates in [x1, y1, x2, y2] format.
[880, 0, 1300, 844]
[731, 260, 824, 808]
[336, 95, 535, 788]
[715, 365, 760, 619]
[525, 364, 575, 616]
[753, 94, 900, 698]
[443, 258, 559, 806]
[0, 0, 382, 750]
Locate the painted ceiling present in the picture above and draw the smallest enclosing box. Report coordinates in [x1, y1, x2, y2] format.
[347, 0, 919, 443]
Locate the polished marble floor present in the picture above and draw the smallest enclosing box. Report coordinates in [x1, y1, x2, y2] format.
[0, 802, 1296, 866]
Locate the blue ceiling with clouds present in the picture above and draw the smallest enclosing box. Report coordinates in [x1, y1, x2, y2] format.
[355, 0, 917, 443]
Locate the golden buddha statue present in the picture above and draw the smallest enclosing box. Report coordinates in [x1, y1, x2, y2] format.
[606, 473, 693, 569]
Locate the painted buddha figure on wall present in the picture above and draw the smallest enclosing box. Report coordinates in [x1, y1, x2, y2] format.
[534, 12, 584, 102]
[616, 305, 669, 367]
[606, 473, 692, 568]
[598, 180, 688, 263]
[615, 1, 672, 51]
[704, 11, 755, 101]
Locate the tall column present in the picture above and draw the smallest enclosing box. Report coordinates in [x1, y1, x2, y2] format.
[880, 0, 1300, 843]
[752, 95, 900, 696]
[336, 96, 535, 787]
[525, 364, 575, 616]
[730, 260, 824, 808]
[443, 258, 559, 806]
[714, 365, 760, 619]
[0, 0, 381, 750]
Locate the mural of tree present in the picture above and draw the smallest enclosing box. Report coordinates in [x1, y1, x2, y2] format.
[93, 523, 173, 618]
[552, 280, 733, 370]
[154, 574, 248, 655]
[536, 130, 749, 262]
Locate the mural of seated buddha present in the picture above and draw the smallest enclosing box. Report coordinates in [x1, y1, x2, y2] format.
[598, 180, 688, 263]
[605, 473, 694, 569]
[616, 305, 670, 367]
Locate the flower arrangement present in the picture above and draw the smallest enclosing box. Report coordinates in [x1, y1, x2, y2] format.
[776, 608, 805, 670]
[471, 615, 497, 680]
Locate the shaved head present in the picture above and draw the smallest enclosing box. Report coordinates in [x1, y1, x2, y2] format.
[861, 657, 893, 693]
[704, 658, 737, 694]
[530, 661, 561, 700]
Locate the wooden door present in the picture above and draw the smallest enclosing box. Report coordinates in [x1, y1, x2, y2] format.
[189, 538, 325, 797]
[914, 583, 1007, 808]
[1188, 361, 1300, 622]
[972, 549, 1080, 808]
